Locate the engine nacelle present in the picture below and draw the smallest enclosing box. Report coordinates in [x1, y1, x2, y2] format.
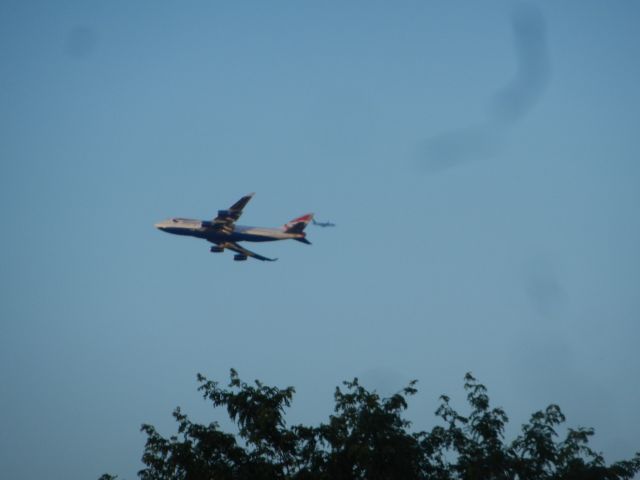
[210, 246, 224, 253]
[233, 254, 247, 261]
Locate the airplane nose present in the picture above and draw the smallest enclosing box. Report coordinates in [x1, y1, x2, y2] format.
[154, 222, 164, 229]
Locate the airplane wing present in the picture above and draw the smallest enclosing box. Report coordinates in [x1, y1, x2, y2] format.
[222, 241, 278, 262]
[210, 193, 255, 233]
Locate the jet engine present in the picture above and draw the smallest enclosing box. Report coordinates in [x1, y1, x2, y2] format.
[210, 246, 224, 253]
[233, 254, 247, 261]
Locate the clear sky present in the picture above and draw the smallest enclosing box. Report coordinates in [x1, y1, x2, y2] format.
[1, 1, 639, 478]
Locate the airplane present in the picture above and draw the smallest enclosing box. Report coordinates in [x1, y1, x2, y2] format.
[154, 193, 313, 262]
[313, 219, 336, 227]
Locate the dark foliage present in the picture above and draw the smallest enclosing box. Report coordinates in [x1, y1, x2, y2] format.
[102, 370, 639, 480]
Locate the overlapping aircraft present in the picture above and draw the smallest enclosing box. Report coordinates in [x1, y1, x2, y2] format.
[154, 193, 313, 261]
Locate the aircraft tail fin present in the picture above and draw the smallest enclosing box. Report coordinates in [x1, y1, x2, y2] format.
[284, 213, 314, 234]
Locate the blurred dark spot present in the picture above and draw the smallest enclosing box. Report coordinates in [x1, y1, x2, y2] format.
[420, 3, 550, 173]
[65, 26, 98, 59]
[490, 4, 550, 123]
[421, 126, 500, 173]
[359, 368, 406, 396]
[524, 260, 567, 318]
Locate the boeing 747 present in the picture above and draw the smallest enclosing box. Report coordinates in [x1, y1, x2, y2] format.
[154, 193, 313, 261]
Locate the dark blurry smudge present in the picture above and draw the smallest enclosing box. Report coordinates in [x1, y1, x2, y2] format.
[490, 4, 550, 124]
[421, 125, 500, 173]
[65, 26, 98, 59]
[524, 259, 567, 318]
[359, 368, 407, 397]
[420, 3, 550, 173]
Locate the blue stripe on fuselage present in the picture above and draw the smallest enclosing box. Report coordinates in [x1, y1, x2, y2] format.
[229, 232, 277, 242]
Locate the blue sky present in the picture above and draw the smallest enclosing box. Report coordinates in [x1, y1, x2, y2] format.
[1, 1, 639, 478]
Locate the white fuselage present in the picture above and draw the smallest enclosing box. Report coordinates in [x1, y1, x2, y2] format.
[154, 218, 303, 243]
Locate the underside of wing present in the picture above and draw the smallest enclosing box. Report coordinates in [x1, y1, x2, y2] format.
[222, 241, 278, 262]
[208, 193, 255, 233]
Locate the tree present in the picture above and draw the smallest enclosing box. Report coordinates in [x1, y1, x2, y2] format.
[102, 370, 640, 480]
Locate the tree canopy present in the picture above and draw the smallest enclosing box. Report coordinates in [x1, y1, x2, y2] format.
[101, 370, 639, 480]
